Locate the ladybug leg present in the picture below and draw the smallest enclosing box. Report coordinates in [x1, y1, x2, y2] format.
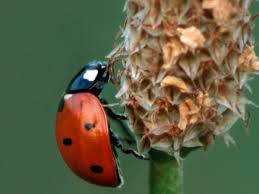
[102, 98, 149, 160]
[105, 107, 128, 120]
[109, 130, 148, 160]
[101, 99, 128, 120]
[103, 103, 135, 144]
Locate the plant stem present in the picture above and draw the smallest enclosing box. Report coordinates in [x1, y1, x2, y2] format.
[149, 151, 183, 194]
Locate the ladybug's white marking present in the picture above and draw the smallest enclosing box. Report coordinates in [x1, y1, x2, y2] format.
[64, 94, 73, 100]
[83, 69, 98, 81]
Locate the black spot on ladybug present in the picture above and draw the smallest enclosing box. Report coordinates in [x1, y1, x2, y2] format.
[85, 123, 95, 130]
[57, 98, 65, 112]
[63, 138, 72, 146]
[90, 165, 103, 173]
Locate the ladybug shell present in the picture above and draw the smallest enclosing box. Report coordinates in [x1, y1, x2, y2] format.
[56, 93, 121, 187]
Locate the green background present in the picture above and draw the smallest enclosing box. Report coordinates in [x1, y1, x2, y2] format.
[0, 1, 258, 194]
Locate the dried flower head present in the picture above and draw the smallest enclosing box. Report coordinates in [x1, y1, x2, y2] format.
[108, 0, 258, 159]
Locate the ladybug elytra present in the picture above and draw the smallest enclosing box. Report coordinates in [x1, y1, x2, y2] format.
[56, 62, 144, 187]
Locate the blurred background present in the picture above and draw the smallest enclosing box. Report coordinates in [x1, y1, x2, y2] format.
[0, 0, 258, 194]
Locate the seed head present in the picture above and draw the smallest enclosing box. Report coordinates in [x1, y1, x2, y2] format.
[108, 0, 258, 159]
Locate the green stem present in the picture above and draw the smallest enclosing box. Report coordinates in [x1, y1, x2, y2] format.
[149, 151, 183, 194]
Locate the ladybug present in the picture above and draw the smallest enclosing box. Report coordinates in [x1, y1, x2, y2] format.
[56, 62, 143, 187]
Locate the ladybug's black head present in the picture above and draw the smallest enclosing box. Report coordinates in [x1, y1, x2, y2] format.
[66, 62, 109, 96]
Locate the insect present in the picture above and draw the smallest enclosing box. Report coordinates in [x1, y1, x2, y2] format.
[56, 62, 144, 187]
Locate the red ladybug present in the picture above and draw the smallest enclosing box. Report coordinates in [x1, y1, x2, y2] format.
[56, 62, 143, 187]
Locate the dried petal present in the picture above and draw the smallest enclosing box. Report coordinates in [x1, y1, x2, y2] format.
[161, 75, 191, 93]
[178, 99, 200, 130]
[162, 38, 188, 69]
[202, 0, 238, 25]
[239, 46, 259, 72]
[197, 92, 210, 107]
[177, 26, 206, 49]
